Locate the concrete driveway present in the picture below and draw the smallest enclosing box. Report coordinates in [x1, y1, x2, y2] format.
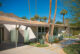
[0, 45, 66, 54]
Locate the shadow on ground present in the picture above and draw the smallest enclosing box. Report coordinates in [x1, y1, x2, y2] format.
[0, 42, 27, 51]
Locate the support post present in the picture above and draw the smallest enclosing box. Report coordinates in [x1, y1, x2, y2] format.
[37, 26, 38, 42]
[16, 24, 18, 47]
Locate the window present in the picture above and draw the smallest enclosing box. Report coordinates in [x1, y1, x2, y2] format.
[42, 27, 44, 32]
[38, 27, 41, 32]
[38, 27, 48, 33]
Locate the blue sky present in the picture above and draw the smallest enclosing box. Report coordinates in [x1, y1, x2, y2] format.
[0, 0, 70, 22]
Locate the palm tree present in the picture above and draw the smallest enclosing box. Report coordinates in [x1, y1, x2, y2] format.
[39, 17, 43, 21]
[28, 0, 31, 19]
[60, 9, 67, 25]
[48, 0, 52, 23]
[45, 0, 52, 42]
[43, 16, 47, 22]
[50, 0, 57, 36]
[34, 14, 39, 20]
[30, 17, 35, 21]
[22, 16, 28, 20]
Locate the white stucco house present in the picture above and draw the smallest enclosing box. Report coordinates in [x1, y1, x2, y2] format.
[0, 14, 68, 44]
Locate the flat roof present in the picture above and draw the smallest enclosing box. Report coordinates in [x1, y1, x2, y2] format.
[0, 16, 49, 27]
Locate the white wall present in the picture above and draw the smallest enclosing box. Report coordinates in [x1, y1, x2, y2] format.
[3, 24, 27, 42]
[3, 24, 37, 42]
[4, 24, 17, 42]
[27, 27, 36, 40]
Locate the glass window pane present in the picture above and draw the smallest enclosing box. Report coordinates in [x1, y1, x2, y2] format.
[42, 27, 44, 32]
[38, 27, 41, 32]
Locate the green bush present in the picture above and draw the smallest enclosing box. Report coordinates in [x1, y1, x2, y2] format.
[64, 36, 77, 39]
[30, 43, 48, 47]
[36, 44, 49, 47]
[39, 39, 44, 44]
[59, 36, 63, 41]
[30, 43, 36, 46]
[48, 36, 54, 43]
[64, 44, 80, 54]
[48, 36, 60, 43]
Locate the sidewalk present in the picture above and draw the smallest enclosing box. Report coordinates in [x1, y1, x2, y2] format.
[0, 44, 66, 54]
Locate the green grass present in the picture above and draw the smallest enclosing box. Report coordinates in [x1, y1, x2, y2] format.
[30, 43, 49, 47]
[64, 44, 80, 54]
[64, 36, 78, 39]
[36, 44, 49, 47]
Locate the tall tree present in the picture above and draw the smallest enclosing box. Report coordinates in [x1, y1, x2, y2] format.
[39, 17, 43, 21]
[45, 0, 52, 42]
[60, 9, 67, 24]
[34, 14, 39, 20]
[63, 0, 80, 18]
[22, 16, 28, 20]
[28, 0, 31, 19]
[43, 16, 47, 22]
[30, 17, 36, 21]
[62, 0, 80, 27]
[50, 0, 57, 36]
[48, 0, 52, 23]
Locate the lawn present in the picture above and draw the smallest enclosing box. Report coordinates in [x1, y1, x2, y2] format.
[30, 43, 49, 47]
[64, 36, 78, 39]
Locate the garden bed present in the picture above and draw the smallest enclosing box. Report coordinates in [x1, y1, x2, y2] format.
[63, 41, 80, 54]
[30, 43, 49, 47]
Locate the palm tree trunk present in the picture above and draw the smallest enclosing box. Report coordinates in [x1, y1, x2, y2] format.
[46, 0, 52, 42]
[28, 0, 31, 19]
[48, 0, 52, 23]
[50, 0, 57, 36]
[35, 0, 37, 14]
[63, 15, 64, 25]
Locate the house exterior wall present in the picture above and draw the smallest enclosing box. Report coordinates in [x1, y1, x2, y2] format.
[3, 24, 17, 42]
[30, 26, 38, 37]
[18, 30, 24, 43]
[27, 27, 36, 42]
[3, 24, 38, 43]
[3, 24, 27, 43]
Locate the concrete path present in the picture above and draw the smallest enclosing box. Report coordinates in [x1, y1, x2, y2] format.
[0, 44, 66, 54]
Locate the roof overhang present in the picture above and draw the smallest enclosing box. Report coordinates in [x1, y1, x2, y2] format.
[0, 20, 49, 27]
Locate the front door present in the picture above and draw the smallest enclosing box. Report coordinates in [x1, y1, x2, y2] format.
[0, 27, 4, 44]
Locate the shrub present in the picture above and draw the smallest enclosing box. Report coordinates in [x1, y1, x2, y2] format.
[48, 36, 54, 44]
[64, 44, 80, 54]
[54, 38, 59, 43]
[30, 43, 36, 46]
[39, 39, 44, 44]
[59, 36, 63, 41]
[30, 43, 48, 47]
[36, 44, 49, 47]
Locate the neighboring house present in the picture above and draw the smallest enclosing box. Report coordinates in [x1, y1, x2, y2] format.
[0, 15, 68, 44]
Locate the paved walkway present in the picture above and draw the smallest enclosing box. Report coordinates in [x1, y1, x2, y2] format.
[0, 44, 66, 54]
[45, 44, 66, 54]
